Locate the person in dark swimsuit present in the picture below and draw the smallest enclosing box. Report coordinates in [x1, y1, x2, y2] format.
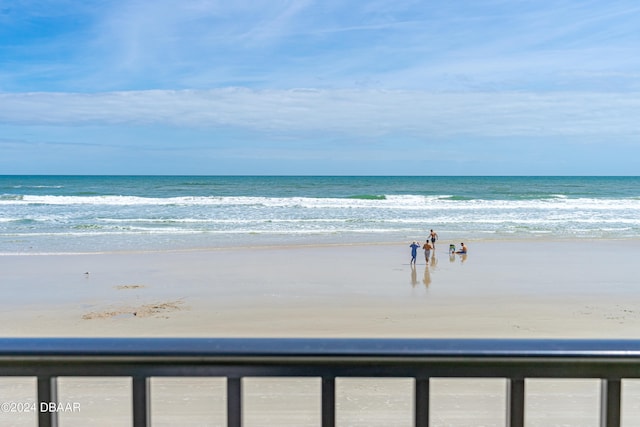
[429, 229, 438, 250]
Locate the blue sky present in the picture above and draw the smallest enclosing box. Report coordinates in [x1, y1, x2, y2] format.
[1, 0, 639, 175]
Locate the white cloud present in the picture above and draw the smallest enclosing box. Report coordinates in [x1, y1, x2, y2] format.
[1, 89, 639, 139]
[3, 1, 639, 93]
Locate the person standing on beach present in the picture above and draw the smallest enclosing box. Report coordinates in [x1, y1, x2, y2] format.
[422, 240, 433, 262]
[429, 229, 438, 250]
[409, 241, 420, 264]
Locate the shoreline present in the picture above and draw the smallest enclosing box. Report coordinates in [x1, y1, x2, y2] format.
[2, 235, 639, 257]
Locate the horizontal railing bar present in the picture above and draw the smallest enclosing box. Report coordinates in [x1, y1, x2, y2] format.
[2, 360, 640, 378]
[3, 338, 640, 358]
[4, 358, 640, 378]
[6, 357, 640, 367]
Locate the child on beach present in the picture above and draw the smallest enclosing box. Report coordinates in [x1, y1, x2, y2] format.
[409, 241, 420, 264]
[456, 243, 467, 254]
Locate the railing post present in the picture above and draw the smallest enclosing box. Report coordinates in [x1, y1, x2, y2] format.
[601, 379, 621, 427]
[322, 377, 336, 427]
[132, 376, 150, 427]
[227, 377, 242, 427]
[415, 377, 429, 427]
[507, 378, 525, 427]
[37, 376, 58, 427]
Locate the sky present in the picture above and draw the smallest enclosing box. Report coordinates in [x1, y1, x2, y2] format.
[0, 0, 639, 175]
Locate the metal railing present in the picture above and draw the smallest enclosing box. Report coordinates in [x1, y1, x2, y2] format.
[1, 338, 640, 427]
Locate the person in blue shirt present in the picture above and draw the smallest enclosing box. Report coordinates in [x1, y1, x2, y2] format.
[409, 241, 420, 264]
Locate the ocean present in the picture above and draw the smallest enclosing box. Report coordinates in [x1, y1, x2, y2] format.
[0, 176, 638, 254]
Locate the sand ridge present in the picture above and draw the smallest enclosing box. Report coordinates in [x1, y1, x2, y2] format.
[81, 299, 186, 320]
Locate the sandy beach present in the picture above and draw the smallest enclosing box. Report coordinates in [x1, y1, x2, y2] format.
[1, 239, 639, 338]
[2, 239, 640, 426]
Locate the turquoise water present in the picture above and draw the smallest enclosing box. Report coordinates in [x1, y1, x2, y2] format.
[1, 176, 638, 253]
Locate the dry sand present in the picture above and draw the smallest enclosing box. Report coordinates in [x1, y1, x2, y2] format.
[1, 239, 640, 426]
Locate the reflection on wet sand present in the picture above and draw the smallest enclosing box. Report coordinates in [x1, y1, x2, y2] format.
[410, 254, 439, 289]
[422, 265, 431, 287]
[410, 264, 418, 287]
[411, 254, 437, 288]
[449, 252, 467, 264]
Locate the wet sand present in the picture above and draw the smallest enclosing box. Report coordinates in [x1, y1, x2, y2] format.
[1, 239, 640, 426]
[1, 239, 639, 338]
